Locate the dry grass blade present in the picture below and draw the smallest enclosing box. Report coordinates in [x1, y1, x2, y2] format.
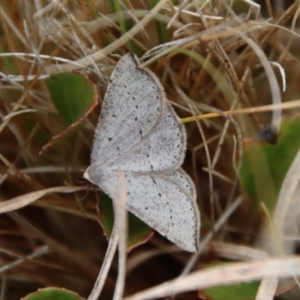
[124, 256, 300, 300]
[0, 186, 86, 214]
[274, 150, 300, 250]
[0, 245, 49, 274]
[87, 227, 119, 300]
[256, 148, 300, 299]
[112, 172, 128, 300]
[256, 277, 279, 300]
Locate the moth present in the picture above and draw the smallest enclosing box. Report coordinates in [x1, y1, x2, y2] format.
[84, 53, 200, 252]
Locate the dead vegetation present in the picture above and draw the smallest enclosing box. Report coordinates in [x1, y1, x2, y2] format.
[1, 0, 300, 299]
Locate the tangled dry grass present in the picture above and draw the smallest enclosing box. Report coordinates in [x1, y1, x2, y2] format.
[1, 1, 300, 299]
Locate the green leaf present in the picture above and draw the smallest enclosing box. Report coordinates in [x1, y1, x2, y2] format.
[22, 287, 84, 300]
[46, 72, 97, 125]
[240, 117, 300, 211]
[204, 281, 259, 300]
[201, 263, 259, 300]
[99, 194, 153, 251]
[41, 73, 98, 154]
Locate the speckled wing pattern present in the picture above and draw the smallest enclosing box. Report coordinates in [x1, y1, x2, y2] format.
[84, 53, 200, 252]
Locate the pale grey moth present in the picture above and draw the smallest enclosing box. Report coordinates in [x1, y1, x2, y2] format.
[83, 53, 200, 252]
